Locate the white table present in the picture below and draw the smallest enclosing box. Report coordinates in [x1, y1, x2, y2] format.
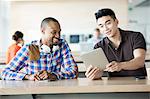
[0, 77, 150, 99]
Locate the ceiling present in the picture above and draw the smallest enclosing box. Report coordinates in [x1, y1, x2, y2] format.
[130, 0, 150, 7]
[136, 0, 150, 7]
[4, 0, 150, 7]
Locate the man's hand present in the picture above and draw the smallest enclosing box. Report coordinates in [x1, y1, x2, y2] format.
[38, 70, 49, 80]
[105, 61, 122, 72]
[85, 65, 103, 80]
[24, 73, 41, 81]
[24, 70, 58, 81]
[39, 70, 58, 81]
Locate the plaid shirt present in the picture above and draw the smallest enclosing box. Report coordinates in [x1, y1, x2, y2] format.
[1, 39, 78, 80]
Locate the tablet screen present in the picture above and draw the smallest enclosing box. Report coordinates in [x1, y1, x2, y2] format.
[80, 48, 109, 69]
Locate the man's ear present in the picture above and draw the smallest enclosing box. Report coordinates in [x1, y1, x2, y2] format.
[115, 19, 119, 25]
[41, 27, 45, 34]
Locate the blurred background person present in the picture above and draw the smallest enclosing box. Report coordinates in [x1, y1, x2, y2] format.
[87, 28, 103, 47]
[6, 31, 24, 64]
[79, 28, 104, 53]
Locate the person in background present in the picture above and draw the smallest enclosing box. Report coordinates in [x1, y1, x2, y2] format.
[6, 31, 24, 64]
[85, 8, 147, 80]
[1, 17, 78, 81]
[87, 28, 103, 46]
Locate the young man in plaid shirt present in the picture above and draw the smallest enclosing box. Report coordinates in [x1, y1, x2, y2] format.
[1, 17, 78, 81]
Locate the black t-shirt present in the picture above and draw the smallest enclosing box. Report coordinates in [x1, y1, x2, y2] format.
[94, 28, 147, 77]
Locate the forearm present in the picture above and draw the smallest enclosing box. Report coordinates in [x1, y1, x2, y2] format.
[120, 48, 146, 70]
[62, 56, 78, 79]
[1, 69, 26, 80]
[59, 68, 78, 79]
[61, 41, 78, 79]
[121, 57, 145, 70]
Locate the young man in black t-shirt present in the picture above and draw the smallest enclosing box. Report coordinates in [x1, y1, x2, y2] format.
[85, 8, 147, 80]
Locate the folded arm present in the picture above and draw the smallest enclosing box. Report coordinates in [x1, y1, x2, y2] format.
[105, 48, 146, 72]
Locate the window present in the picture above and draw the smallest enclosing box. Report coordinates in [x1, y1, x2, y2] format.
[70, 35, 80, 43]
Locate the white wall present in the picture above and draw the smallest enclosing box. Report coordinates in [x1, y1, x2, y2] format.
[10, 0, 128, 44]
[0, 0, 128, 54]
[0, 1, 10, 51]
[127, 6, 150, 48]
[0, 1, 10, 62]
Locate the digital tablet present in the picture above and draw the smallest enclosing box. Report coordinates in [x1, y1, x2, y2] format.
[80, 48, 109, 69]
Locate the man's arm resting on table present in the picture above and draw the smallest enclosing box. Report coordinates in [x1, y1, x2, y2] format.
[121, 48, 146, 70]
[105, 48, 146, 72]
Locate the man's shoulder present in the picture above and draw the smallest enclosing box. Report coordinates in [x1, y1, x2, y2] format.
[120, 29, 142, 36]
[97, 37, 107, 43]
[59, 39, 68, 45]
[94, 37, 107, 49]
[60, 38, 66, 43]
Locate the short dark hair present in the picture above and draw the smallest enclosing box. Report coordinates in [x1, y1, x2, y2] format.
[95, 8, 117, 20]
[41, 17, 60, 28]
[12, 31, 23, 41]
